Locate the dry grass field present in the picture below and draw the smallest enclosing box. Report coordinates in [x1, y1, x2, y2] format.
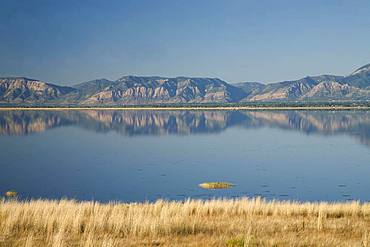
[1, 198, 370, 246]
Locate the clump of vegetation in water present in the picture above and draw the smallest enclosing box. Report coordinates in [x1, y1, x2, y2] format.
[5, 191, 18, 198]
[199, 182, 234, 189]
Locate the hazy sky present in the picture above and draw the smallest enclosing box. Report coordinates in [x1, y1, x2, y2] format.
[1, 0, 369, 85]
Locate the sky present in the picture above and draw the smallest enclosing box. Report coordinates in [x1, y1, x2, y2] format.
[0, 0, 369, 85]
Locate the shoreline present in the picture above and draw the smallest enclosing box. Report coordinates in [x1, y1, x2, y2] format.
[1, 106, 370, 111]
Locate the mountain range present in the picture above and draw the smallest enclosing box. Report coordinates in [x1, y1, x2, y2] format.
[1, 63, 370, 104]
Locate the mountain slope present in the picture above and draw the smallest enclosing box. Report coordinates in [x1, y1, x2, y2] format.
[302, 81, 370, 99]
[248, 75, 345, 101]
[0, 77, 76, 103]
[80, 76, 247, 104]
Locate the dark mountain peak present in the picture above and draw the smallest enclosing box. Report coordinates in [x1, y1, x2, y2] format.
[116, 75, 165, 82]
[344, 63, 370, 89]
[235, 81, 265, 86]
[74, 78, 113, 88]
[351, 63, 370, 75]
[234, 82, 266, 97]
[86, 78, 112, 83]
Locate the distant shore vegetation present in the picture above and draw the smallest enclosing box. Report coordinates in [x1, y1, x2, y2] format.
[0, 100, 370, 110]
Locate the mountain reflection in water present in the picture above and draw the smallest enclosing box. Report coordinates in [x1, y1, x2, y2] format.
[0, 110, 369, 147]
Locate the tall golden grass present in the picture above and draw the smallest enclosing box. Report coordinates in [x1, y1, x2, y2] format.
[1, 198, 370, 246]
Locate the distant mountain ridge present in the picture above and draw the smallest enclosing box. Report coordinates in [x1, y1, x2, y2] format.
[73, 76, 246, 104]
[1, 63, 370, 104]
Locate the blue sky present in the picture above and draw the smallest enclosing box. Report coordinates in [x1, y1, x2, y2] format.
[0, 0, 369, 85]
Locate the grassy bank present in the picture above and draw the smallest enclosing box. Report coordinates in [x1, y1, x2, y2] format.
[1, 198, 370, 246]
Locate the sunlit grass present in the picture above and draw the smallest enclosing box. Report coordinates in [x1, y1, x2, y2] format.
[1, 198, 370, 246]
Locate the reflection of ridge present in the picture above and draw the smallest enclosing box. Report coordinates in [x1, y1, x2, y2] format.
[243, 111, 370, 146]
[77, 110, 233, 136]
[0, 111, 73, 135]
[244, 111, 370, 133]
[0, 110, 236, 136]
[0, 110, 369, 147]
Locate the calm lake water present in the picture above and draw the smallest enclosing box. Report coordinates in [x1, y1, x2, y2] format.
[0, 110, 370, 202]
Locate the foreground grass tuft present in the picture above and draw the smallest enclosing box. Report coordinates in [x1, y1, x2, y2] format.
[226, 237, 245, 247]
[1, 198, 370, 246]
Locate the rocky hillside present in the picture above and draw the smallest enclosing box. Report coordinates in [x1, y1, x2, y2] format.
[1, 63, 370, 104]
[302, 81, 370, 99]
[74, 76, 246, 104]
[242, 64, 370, 101]
[0, 77, 75, 103]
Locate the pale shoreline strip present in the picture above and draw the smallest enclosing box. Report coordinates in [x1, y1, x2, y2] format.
[0, 106, 369, 111]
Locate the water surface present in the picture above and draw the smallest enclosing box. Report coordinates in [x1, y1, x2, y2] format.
[0, 110, 369, 202]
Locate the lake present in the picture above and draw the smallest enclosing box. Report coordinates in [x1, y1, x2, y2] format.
[0, 109, 369, 202]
